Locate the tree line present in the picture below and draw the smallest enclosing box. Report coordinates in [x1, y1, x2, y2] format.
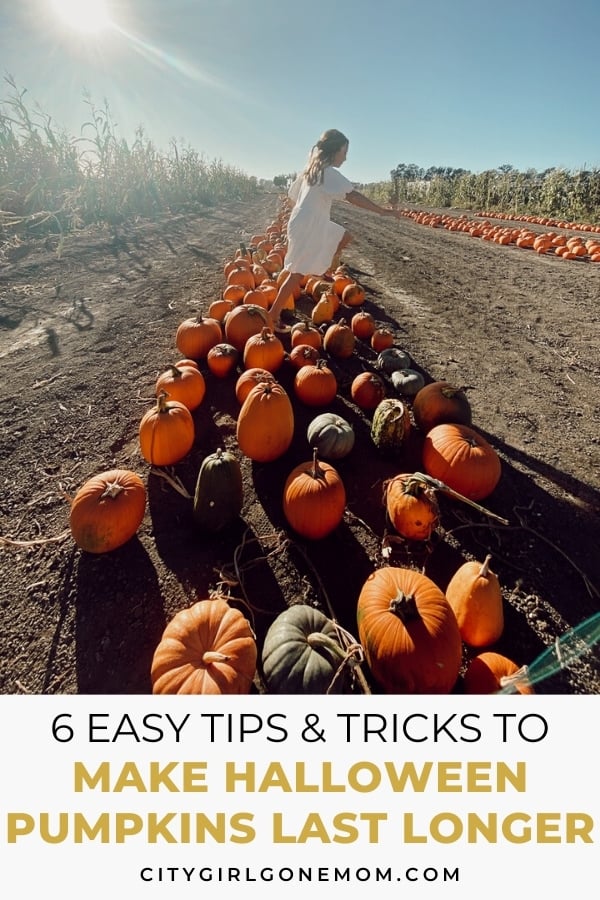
[360, 163, 600, 224]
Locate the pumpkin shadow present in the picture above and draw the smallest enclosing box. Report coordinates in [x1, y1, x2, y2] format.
[73, 538, 164, 693]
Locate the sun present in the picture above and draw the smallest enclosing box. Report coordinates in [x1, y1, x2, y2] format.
[49, 0, 113, 34]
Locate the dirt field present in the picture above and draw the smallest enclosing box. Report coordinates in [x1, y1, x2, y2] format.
[1, 193, 599, 695]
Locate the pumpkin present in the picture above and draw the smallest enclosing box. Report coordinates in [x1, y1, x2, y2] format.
[350, 372, 386, 410]
[311, 291, 336, 325]
[261, 605, 351, 693]
[175, 315, 222, 360]
[462, 651, 534, 695]
[356, 566, 462, 694]
[371, 326, 394, 351]
[206, 342, 239, 378]
[412, 381, 473, 433]
[350, 310, 376, 340]
[306, 412, 355, 459]
[332, 272, 355, 298]
[151, 598, 257, 694]
[282, 449, 346, 539]
[308, 278, 334, 301]
[224, 303, 271, 351]
[243, 287, 270, 309]
[341, 281, 366, 307]
[139, 392, 195, 466]
[242, 326, 285, 372]
[384, 473, 440, 541]
[370, 398, 411, 455]
[445, 554, 504, 646]
[236, 381, 294, 462]
[222, 283, 246, 305]
[375, 347, 411, 375]
[293, 358, 338, 406]
[290, 320, 322, 350]
[174, 358, 199, 370]
[235, 367, 277, 404]
[226, 263, 255, 292]
[193, 447, 243, 532]
[391, 367, 425, 396]
[288, 343, 320, 369]
[207, 297, 236, 322]
[69, 469, 146, 554]
[323, 318, 355, 358]
[155, 363, 206, 410]
[422, 423, 501, 500]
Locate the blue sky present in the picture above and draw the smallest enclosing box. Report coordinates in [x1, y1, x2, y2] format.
[2, 0, 599, 184]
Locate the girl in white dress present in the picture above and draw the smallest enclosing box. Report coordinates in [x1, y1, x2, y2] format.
[269, 129, 404, 331]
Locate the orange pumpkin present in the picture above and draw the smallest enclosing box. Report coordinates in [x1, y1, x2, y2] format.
[151, 598, 257, 694]
[412, 381, 472, 434]
[357, 566, 462, 694]
[290, 321, 322, 350]
[224, 303, 271, 352]
[350, 372, 386, 410]
[351, 310, 376, 340]
[207, 297, 236, 322]
[206, 342, 239, 378]
[422, 423, 501, 500]
[288, 343, 320, 369]
[282, 449, 346, 539]
[69, 469, 146, 554]
[341, 281, 366, 307]
[226, 264, 255, 292]
[242, 326, 285, 373]
[235, 367, 277, 404]
[175, 315, 222, 360]
[155, 363, 206, 410]
[371, 326, 394, 352]
[323, 319, 355, 359]
[236, 381, 294, 462]
[384, 473, 440, 541]
[139, 392, 195, 466]
[445, 554, 504, 647]
[462, 651, 534, 694]
[222, 283, 246, 305]
[293, 358, 338, 406]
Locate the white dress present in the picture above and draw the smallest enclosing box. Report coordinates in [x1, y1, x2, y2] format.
[284, 166, 354, 275]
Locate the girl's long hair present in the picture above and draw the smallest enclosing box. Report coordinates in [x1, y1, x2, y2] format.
[303, 129, 349, 185]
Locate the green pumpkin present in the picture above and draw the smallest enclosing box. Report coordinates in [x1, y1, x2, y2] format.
[193, 447, 243, 532]
[375, 347, 411, 375]
[370, 398, 411, 455]
[261, 605, 351, 694]
[306, 412, 355, 460]
[391, 367, 425, 397]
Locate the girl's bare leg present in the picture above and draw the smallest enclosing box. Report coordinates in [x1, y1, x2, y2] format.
[269, 271, 303, 331]
[329, 231, 353, 273]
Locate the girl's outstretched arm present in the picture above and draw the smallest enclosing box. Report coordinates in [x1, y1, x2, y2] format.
[345, 190, 402, 217]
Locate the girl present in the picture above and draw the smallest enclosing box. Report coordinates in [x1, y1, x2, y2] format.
[269, 128, 404, 331]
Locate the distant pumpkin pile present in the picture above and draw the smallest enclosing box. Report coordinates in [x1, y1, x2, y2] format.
[68, 204, 529, 697]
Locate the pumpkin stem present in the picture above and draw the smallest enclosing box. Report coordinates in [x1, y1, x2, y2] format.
[388, 592, 420, 622]
[306, 631, 346, 661]
[400, 475, 428, 498]
[310, 447, 324, 479]
[202, 651, 231, 665]
[441, 384, 468, 398]
[100, 481, 126, 501]
[156, 390, 170, 412]
[479, 554, 493, 578]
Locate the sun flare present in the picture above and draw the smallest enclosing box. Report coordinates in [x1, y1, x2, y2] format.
[49, 0, 113, 34]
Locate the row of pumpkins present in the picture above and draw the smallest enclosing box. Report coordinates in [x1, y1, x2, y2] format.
[67, 207, 531, 697]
